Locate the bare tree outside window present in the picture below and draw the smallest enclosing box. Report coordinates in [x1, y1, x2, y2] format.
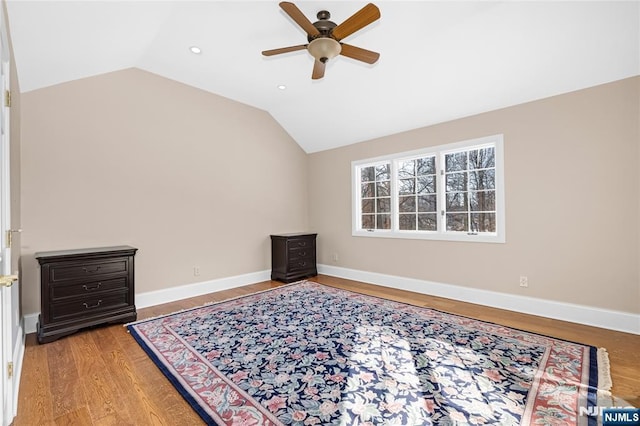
[444, 146, 496, 233]
[360, 163, 391, 230]
[398, 156, 437, 231]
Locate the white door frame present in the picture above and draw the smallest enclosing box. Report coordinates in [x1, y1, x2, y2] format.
[0, 3, 20, 424]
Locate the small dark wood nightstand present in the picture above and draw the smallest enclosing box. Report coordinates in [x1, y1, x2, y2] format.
[270, 233, 317, 283]
[36, 246, 138, 343]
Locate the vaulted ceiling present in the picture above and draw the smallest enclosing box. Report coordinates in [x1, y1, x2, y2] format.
[6, 1, 639, 153]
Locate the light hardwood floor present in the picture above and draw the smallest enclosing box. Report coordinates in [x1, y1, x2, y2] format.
[12, 275, 640, 425]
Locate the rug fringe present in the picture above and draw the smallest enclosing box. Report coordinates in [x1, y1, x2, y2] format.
[597, 347, 613, 392]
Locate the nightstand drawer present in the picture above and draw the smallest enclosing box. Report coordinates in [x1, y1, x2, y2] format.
[289, 247, 313, 260]
[288, 258, 314, 272]
[50, 258, 129, 282]
[287, 238, 313, 250]
[50, 291, 129, 322]
[51, 277, 128, 300]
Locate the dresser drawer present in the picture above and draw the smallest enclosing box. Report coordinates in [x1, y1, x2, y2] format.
[288, 258, 314, 272]
[50, 258, 129, 282]
[49, 291, 130, 322]
[287, 238, 314, 250]
[51, 277, 128, 300]
[289, 247, 313, 260]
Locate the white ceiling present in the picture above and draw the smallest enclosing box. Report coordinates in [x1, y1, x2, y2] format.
[5, 1, 639, 153]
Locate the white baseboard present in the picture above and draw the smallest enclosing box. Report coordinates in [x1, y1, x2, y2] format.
[24, 266, 639, 336]
[135, 269, 271, 309]
[318, 264, 640, 335]
[24, 313, 37, 335]
[24, 270, 272, 334]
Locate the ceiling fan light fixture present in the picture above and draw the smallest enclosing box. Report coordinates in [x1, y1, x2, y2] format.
[307, 38, 341, 62]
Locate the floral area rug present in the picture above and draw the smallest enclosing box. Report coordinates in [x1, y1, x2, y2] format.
[127, 281, 609, 425]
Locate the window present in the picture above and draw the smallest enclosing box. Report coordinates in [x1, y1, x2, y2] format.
[360, 162, 391, 230]
[352, 135, 505, 243]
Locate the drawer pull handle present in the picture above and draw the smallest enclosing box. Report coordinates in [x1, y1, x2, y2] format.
[83, 300, 102, 309]
[298, 242, 307, 247]
[299, 251, 306, 257]
[82, 266, 102, 273]
[82, 283, 101, 291]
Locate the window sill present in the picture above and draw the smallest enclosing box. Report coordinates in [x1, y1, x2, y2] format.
[352, 229, 505, 243]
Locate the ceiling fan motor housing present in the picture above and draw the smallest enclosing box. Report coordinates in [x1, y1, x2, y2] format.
[307, 10, 337, 42]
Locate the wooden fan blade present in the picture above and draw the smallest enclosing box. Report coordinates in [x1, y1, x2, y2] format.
[262, 44, 308, 56]
[332, 3, 380, 41]
[312, 60, 326, 80]
[340, 43, 380, 64]
[279, 2, 320, 37]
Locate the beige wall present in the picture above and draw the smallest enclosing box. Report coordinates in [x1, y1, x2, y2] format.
[309, 77, 640, 314]
[19, 68, 309, 315]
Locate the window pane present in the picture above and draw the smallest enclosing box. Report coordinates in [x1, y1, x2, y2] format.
[398, 160, 415, 178]
[418, 214, 437, 231]
[471, 213, 496, 232]
[399, 179, 415, 195]
[470, 191, 495, 211]
[469, 147, 495, 169]
[417, 157, 435, 175]
[376, 214, 391, 229]
[418, 195, 437, 212]
[361, 215, 374, 229]
[377, 198, 391, 213]
[446, 192, 467, 211]
[361, 182, 374, 198]
[362, 199, 374, 214]
[358, 161, 391, 232]
[361, 166, 375, 182]
[375, 164, 390, 181]
[399, 214, 416, 230]
[399, 196, 416, 213]
[446, 173, 467, 192]
[469, 170, 495, 190]
[417, 176, 435, 194]
[446, 213, 468, 231]
[443, 146, 496, 235]
[445, 152, 467, 172]
[376, 181, 390, 197]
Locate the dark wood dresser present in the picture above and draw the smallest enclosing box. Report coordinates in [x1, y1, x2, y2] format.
[36, 246, 138, 343]
[271, 233, 317, 283]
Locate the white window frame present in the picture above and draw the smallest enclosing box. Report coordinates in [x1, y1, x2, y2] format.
[352, 134, 505, 243]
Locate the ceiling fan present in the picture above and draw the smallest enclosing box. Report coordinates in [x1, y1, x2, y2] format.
[262, 2, 381, 80]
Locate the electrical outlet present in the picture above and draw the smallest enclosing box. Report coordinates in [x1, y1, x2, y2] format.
[193, 266, 200, 277]
[519, 276, 528, 287]
[332, 253, 339, 262]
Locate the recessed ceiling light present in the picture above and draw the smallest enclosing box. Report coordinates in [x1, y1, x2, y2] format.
[277, 85, 287, 90]
[189, 46, 202, 54]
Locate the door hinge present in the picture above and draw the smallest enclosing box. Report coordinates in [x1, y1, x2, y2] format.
[7, 362, 13, 379]
[4, 90, 10, 108]
[6, 229, 21, 248]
